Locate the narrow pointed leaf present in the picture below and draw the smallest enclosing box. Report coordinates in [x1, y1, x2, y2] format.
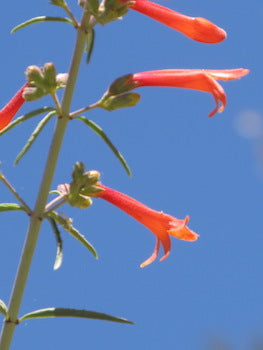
[48, 211, 98, 259]
[19, 307, 134, 324]
[0, 107, 55, 136]
[14, 111, 56, 165]
[11, 16, 74, 33]
[77, 117, 132, 177]
[0, 203, 25, 212]
[85, 28, 95, 64]
[47, 217, 63, 270]
[0, 300, 8, 318]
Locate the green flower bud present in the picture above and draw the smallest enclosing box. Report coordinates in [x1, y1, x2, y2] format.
[26, 65, 45, 88]
[72, 162, 85, 181]
[84, 170, 100, 185]
[43, 62, 57, 92]
[68, 191, 93, 208]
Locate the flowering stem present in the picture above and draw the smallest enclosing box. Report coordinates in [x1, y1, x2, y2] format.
[62, 0, 80, 28]
[51, 92, 62, 115]
[0, 6, 90, 350]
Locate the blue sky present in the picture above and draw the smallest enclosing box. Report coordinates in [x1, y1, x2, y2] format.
[0, 0, 262, 349]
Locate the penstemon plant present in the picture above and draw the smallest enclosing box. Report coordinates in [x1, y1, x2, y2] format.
[0, 0, 249, 349]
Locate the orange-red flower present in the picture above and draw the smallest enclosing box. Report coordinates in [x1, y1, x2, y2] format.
[0, 83, 28, 130]
[110, 68, 249, 117]
[94, 184, 198, 267]
[124, 0, 226, 43]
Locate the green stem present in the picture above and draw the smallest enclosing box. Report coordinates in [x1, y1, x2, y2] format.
[70, 102, 98, 118]
[0, 174, 32, 214]
[0, 7, 90, 350]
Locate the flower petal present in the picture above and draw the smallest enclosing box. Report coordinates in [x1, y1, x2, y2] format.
[140, 238, 161, 268]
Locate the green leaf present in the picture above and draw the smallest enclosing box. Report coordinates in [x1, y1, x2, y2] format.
[14, 111, 56, 165]
[0, 203, 25, 212]
[0, 300, 8, 318]
[47, 217, 63, 270]
[19, 307, 134, 324]
[85, 28, 95, 64]
[48, 211, 98, 259]
[11, 16, 74, 33]
[77, 117, 132, 177]
[0, 107, 55, 136]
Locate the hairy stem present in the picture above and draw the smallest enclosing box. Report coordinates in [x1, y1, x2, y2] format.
[0, 7, 90, 350]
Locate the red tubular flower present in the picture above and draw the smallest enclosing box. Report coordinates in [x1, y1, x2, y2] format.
[94, 184, 199, 267]
[0, 83, 28, 130]
[123, 68, 249, 117]
[125, 0, 226, 43]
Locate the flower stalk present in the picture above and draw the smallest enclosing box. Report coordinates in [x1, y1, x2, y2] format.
[0, 6, 91, 350]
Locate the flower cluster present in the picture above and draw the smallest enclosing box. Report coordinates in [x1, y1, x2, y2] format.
[0, 0, 249, 267]
[93, 0, 249, 266]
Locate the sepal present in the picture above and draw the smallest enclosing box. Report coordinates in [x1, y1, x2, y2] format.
[99, 92, 140, 111]
[97, 0, 130, 24]
[50, 0, 66, 7]
[107, 74, 135, 95]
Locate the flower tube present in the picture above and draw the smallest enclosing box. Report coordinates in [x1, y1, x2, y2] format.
[94, 184, 199, 267]
[0, 83, 28, 130]
[125, 0, 226, 43]
[109, 68, 249, 117]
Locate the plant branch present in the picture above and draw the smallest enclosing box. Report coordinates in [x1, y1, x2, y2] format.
[70, 102, 99, 118]
[51, 92, 62, 115]
[0, 6, 90, 350]
[0, 173, 32, 214]
[45, 194, 68, 213]
[62, 1, 80, 28]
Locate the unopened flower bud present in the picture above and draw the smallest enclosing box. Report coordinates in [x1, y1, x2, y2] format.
[72, 162, 85, 181]
[26, 65, 45, 88]
[43, 62, 57, 91]
[85, 170, 100, 185]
